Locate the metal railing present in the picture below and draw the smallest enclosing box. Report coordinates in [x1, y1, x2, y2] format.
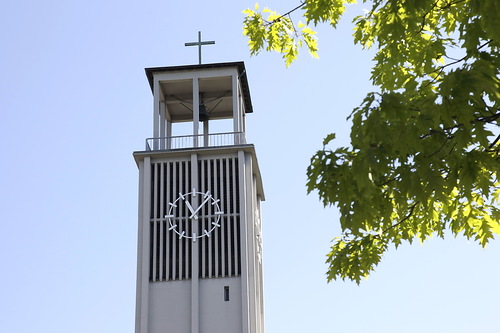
[146, 132, 246, 151]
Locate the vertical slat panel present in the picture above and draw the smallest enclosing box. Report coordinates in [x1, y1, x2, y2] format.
[185, 159, 188, 280]
[180, 160, 185, 279]
[206, 159, 212, 278]
[226, 158, 233, 277]
[178, 160, 183, 280]
[232, 157, 239, 275]
[224, 157, 232, 277]
[229, 157, 234, 276]
[189, 159, 193, 280]
[159, 162, 165, 281]
[200, 159, 206, 279]
[184, 159, 190, 280]
[166, 162, 171, 280]
[217, 158, 224, 277]
[145, 153, 245, 282]
[171, 161, 177, 280]
[152, 163, 158, 282]
[213, 158, 218, 277]
[232, 157, 238, 276]
[188, 159, 193, 279]
[217, 159, 223, 277]
[149, 221, 153, 281]
[204, 159, 210, 279]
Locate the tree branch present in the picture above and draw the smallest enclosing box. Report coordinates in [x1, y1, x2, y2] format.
[488, 134, 500, 150]
[425, 40, 493, 87]
[382, 202, 420, 234]
[417, 1, 439, 35]
[477, 112, 500, 123]
[438, 40, 492, 70]
[339, 201, 419, 243]
[418, 0, 467, 35]
[419, 125, 461, 139]
[427, 137, 450, 158]
[375, 176, 399, 187]
[419, 112, 498, 141]
[263, 2, 306, 26]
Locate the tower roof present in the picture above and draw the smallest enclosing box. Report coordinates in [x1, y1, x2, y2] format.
[145, 61, 253, 114]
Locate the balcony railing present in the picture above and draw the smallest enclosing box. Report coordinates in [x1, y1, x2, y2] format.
[145, 132, 246, 151]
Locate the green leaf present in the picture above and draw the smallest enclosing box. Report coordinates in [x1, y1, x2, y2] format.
[322, 133, 336, 146]
[244, 0, 500, 283]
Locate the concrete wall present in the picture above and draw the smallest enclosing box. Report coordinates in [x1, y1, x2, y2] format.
[200, 277, 242, 333]
[149, 280, 191, 333]
[147, 277, 242, 333]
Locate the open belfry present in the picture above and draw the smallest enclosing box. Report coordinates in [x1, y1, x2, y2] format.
[133, 51, 265, 333]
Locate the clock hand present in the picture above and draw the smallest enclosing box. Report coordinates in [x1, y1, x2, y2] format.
[189, 196, 211, 218]
[184, 200, 198, 219]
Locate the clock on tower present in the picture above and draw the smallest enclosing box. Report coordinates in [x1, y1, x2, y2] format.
[133, 61, 265, 333]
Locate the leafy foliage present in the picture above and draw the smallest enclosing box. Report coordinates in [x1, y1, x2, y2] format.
[243, 3, 321, 66]
[243, 0, 500, 283]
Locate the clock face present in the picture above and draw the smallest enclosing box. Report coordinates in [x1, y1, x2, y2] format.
[165, 189, 223, 240]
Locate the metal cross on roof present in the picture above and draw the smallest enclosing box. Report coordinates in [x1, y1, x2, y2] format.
[185, 31, 215, 65]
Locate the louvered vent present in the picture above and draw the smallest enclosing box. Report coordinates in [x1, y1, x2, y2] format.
[149, 156, 240, 282]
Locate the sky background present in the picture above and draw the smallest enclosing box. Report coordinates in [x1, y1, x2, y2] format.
[1, 1, 499, 332]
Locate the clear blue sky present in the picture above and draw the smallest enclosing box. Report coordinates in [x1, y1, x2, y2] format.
[1, 1, 499, 332]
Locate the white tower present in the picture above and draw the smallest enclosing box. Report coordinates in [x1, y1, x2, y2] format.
[133, 62, 265, 333]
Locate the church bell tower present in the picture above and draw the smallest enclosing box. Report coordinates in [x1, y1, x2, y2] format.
[133, 61, 265, 333]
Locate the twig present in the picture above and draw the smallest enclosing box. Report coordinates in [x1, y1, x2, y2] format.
[382, 202, 419, 234]
[424, 40, 493, 87]
[427, 137, 450, 158]
[264, 2, 306, 26]
[488, 134, 500, 150]
[477, 112, 500, 123]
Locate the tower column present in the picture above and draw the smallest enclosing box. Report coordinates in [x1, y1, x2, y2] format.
[153, 79, 160, 148]
[191, 153, 200, 333]
[193, 78, 200, 146]
[238, 150, 250, 333]
[203, 120, 209, 147]
[232, 74, 241, 144]
[160, 101, 166, 149]
[136, 157, 151, 333]
[166, 121, 172, 149]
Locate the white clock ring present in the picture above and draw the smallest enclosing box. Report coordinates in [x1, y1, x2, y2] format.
[165, 189, 223, 241]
